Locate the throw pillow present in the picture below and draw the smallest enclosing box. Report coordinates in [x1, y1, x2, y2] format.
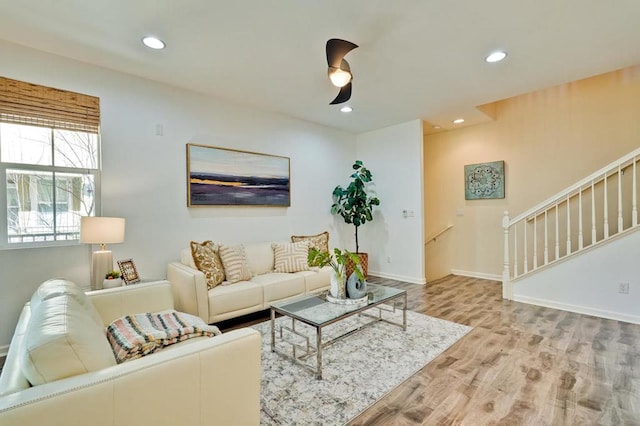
[218, 244, 253, 284]
[272, 241, 311, 273]
[190, 241, 225, 290]
[291, 231, 329, 254]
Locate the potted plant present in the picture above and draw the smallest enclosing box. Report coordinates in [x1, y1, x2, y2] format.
[103, 270, 122, 289]
[331, 160, 380, 277]
[308, 247, 364, 299]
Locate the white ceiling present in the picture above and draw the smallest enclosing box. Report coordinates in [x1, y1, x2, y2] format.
[1, 0, 640, 134]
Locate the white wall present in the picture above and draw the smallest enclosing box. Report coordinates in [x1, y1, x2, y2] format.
[355, 120, 425, 284]
[0, 40, 357, 350]
[513, 230, 640, 324]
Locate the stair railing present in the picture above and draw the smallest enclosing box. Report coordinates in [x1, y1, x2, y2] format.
[502, 147, 640, 299]
[425, 224, 453, 245]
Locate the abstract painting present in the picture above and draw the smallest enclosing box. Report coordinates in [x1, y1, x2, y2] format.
[187, 144, 290, 206]
[464, 160, 505, 200]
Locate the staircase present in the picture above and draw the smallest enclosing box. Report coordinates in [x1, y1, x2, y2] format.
[501, 147, 640, 300]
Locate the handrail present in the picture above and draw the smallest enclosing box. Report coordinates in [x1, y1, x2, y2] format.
[509, 146, 640, 225]
[425, 224, 453, 245]
[502, 146, 640, 300]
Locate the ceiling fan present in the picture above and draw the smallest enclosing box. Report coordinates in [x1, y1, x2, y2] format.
[326, 38, 358, 105]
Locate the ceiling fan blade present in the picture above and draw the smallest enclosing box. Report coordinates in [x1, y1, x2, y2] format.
[330, 82, 352, 105]
[326, 39, 358, 68]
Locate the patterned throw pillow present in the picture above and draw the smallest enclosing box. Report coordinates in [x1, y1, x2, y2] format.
[190, 241, 225, 290]
[291, 231, 329, 254]
[218, 244, 253, 284]
[272, 241, 311, 273]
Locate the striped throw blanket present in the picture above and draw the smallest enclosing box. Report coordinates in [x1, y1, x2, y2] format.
[106, 310, 221, 363]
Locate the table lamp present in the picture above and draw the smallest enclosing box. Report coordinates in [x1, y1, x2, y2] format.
[80, 216, 126, 290]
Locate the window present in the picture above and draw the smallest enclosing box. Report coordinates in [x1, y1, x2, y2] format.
[0, 77, 100, 248]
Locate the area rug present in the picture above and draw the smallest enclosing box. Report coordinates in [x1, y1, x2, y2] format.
[252, 308, 472, 425]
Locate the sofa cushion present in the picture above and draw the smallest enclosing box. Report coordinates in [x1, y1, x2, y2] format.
[208, 281, 264, 316]
[21, 293, 116, 385]
[180, 248, 197, 269]
[272, 241, 311, 273]
[295, 266, 332, 293]
[190, 241, 225, 289]
[291, 231, 329, 254]
[30, 278, 104, 329]
[243, 242, 275, 275]
[219, 244, 253, 283]
[251, 273, 306, 304]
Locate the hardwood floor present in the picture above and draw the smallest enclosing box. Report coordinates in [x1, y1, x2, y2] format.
[349, 275, 640, 426]
[219, 274, 640, 425]
[2, 275, 637, 425]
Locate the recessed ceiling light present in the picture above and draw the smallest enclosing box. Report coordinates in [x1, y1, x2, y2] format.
[485, 51, 507, 63]
[142, 36, 166, 50]
[432, 125, 441, 129]
[340, 106, 353, 113]
[453, 118, 465, 124]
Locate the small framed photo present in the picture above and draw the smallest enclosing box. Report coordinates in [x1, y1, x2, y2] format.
[117, 259, 140, 284]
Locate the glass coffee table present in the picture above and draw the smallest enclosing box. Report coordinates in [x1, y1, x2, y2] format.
[270, 283, 407, 379]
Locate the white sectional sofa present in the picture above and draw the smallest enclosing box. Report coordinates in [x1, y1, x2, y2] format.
[167, 242, 331, 324]
[0, 279, 261, 426]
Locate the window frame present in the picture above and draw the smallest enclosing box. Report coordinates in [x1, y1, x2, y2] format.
[0, 124, 101, 250]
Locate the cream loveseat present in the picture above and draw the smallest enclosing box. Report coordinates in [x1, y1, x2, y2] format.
[167, 241, 331, 324]
[0, 279, 261, 426]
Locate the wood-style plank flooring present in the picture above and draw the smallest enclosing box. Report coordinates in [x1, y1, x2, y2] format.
[219, 274, 640, 425]
[2, 275, 638, 425]
[349, 275, 640, 426]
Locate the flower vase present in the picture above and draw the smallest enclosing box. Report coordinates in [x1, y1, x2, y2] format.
[329, 270, 346, 299]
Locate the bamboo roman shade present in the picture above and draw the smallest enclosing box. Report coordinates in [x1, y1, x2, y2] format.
[0, 76, 100, 133]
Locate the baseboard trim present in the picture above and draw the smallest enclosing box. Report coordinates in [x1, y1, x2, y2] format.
[0, 343, 9, 358]
[368, 271, 426, 285]
[513, 295, 640, 325]
[451, 269, 501, 281]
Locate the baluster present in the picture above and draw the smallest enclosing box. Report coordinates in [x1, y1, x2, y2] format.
[544, 210, 549, 264]
[555, 204, 560, 260]
[634, 158, 638, 226]
[513, 223, 518, 278]
[591, 181, 596, 244]
[524, 220, 528, 274]
[533, 216, 538, 269]
[502, 211, 511, 300]
[604, 174, 609, 239]
[618, 165, 623, 232]
[578, 190, 583, 250]
[566, 194, 572, 255]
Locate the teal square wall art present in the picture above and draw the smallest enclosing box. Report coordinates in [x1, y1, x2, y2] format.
[464, 160, 505, 200]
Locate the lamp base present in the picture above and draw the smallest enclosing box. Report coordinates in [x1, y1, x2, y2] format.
[92, 250, 113, 290]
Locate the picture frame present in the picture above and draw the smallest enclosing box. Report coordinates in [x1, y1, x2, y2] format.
[464, 160, 505, 200]
[117, 259, 140, 284]
[187, 143, 290, 207]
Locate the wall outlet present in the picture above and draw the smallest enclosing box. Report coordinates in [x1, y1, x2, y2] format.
[387, 256, 392, 263]
[618, 282, 630, 294]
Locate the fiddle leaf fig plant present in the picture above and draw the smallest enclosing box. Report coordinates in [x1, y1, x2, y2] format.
[331, 160, 380, 253]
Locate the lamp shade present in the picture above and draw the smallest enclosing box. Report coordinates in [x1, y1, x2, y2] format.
[80, 217, 125, 245]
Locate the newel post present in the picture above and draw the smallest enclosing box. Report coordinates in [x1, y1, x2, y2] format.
[502, 211, 512, 300]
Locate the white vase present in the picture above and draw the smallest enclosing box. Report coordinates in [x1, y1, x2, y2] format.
[329, 269, 345, 298]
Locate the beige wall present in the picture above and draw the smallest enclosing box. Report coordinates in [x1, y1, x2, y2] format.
[424, 65, 640, 281]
